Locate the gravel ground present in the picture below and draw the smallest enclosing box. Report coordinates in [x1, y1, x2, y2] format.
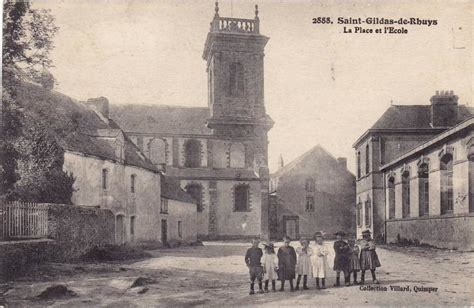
[1, 241, 473, 306]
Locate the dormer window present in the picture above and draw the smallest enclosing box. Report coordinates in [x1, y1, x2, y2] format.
[229, 62, 244, 96]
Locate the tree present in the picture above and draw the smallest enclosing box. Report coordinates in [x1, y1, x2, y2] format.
[3, 0, 59, 78]
[1, 0, 75, 204]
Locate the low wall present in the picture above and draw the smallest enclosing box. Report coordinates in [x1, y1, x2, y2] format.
[0, 203, 115, 280]
[46, 203, 115, 260]
[386, 214, 474, 251]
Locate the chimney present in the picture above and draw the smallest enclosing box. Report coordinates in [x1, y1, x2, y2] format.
[430, 90, 458, 127]
[337, 157, 347, 169]
[86, 97, 109, 118]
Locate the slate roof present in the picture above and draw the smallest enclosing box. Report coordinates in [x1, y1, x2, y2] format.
[370, 105, 474, 130]
[16, 81, 157, 172]
[271, 144, 350, 178]
[161, 176, 197, 204]
[109, 104, 212, 135]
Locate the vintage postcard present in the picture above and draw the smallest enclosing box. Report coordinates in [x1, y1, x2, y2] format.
[1, 0, 472, 306]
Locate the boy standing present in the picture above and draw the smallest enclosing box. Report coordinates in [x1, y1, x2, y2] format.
[245, 239, 264, 295]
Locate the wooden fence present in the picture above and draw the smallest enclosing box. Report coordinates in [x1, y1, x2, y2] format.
[0, 201, 49, 241]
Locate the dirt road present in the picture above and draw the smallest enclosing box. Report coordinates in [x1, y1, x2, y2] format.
[2, 241, 473, 306]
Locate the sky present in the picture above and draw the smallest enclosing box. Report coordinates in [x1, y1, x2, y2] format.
[32, 0, 472, 173]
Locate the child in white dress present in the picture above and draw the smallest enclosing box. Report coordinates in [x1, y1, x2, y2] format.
[262, 242, 278, 292]
[311, 231, 329, 289]
[295, 238, 313, 290]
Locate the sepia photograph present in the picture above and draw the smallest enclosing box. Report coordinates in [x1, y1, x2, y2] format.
[0, 0, 472, 306]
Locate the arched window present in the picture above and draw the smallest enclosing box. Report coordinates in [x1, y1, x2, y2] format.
[305, 178, 315, 192]
[365, 144, 370, 175]
[356, 199, 362, 227]
[440, 154, 453, 214]
[388, 176, 395, 219]
[365, 197, 371, 227]
[148, 138, 166, 165]
[357, 151, 361, 178]
[130, 174, 136, 193]
[184, 139, 201, 168]
[418, 163, 429, 216]
[102, 169, 108, 190]
[185, 184, 203, 212]
[229, 62, 244, 96]
[230, 142, 245, 168]
[402, 171, 410, 218]
[234, 184, 250, 212]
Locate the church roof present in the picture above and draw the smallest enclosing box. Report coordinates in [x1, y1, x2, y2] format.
[15, 80, 158, 172]
[161, 176, 197, 204]
[109, 104, 212, 135]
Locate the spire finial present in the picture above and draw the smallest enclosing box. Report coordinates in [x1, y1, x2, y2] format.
[215, 1, 219, 16]
[255, 4, 259, 19]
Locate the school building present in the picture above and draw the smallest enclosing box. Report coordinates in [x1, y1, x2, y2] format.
[353, 90, 474, 250]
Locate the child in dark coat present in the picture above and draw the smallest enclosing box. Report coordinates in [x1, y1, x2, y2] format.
[245, 239, 264, 294]
[277, 236, 297, 292]
[333, 231, 350, 287]
[359, 229, 381, 284]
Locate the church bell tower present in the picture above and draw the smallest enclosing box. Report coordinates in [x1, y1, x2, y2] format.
[202, 2, 273, 138]
[202, 2, 274, 238]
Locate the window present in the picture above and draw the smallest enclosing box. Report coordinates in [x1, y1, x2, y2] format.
[388, 177, 395, 219]
[130, 216, 135, 236]
[356, 200, 362, 227]
[418, 164, 429, 216]
[160, 198, 168, 214]
[305, 178, 315, 192]
[178, 221, 183, 238]
[102, 169, 108, 190]
[402, 171, 410, 218]
[365, 144, 370, 175]
[184, 139, 201, 168]
[229, 62, 244, 96]
[234, 184, 250, 212]
[186, 184, 203, 212]
[130, 174, 136, 193]
[357, 151, 361, 178]
[306, 196, 314, 211]
[365, 198, 371, 226]
[440, 154, 453, 214]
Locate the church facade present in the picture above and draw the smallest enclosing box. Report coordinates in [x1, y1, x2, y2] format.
[110, 4, 273, 239]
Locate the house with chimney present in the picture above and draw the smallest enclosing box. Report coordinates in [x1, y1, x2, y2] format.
[15, 79, 198, 246]
[353, 90, 474, 249]
[269, 145, 356, 240]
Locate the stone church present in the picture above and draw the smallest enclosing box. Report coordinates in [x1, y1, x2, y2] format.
[110, 3, 273, 240]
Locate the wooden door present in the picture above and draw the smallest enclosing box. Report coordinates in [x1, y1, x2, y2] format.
[161, 219, 167, 245]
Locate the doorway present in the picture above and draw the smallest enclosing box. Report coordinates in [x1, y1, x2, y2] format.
[283, 216, 299, 240]
[161, 219, 167, 245]
[115, 214, 126, 245]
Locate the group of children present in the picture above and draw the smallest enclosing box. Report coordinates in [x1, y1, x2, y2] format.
[244, 229, 381, 294]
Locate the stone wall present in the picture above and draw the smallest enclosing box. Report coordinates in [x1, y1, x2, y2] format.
[386, 214, 474, 251]
[0, 203, 115, 280]
[46, 203, 115, 260]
